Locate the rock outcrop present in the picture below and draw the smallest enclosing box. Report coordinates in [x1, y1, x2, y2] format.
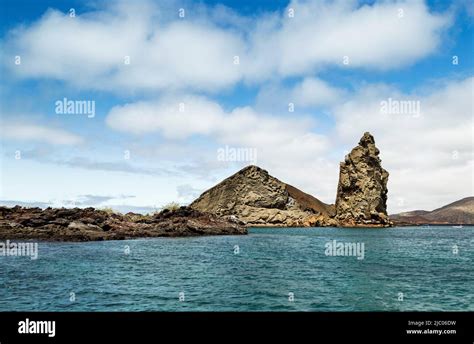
[190, 165, 336, 227]
[0, 206, 246, 241]
[335, 132, 391, 227]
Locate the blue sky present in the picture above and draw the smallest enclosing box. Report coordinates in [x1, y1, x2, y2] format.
[0, 0, 472, 213]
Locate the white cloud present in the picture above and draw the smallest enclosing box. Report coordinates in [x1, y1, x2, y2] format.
[106, 94, 330, 181]
[3, 0, 452, 93]
[106, 96, 224, 137]
[5, 2, 244, 93]
[1, 123, 83, 145]
[244, 0, 451, 80]
[255, 77, 346, 112]
[291, 77, 345, 107]
[106, 95, 328, 149]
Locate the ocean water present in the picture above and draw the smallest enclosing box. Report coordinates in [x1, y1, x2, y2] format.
[0, 226, 473, 311]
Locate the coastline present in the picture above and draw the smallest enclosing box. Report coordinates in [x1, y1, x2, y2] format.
[0, 206, 247, 242]
[0, 205, 470, 242]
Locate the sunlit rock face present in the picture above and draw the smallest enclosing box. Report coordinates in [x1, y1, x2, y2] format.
[335, 132, 391, 227]
[191, 165, 335, 227]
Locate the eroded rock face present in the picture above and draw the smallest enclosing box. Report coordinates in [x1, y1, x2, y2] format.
[190, 165, 335, 227]
[0, 206, 246, 241]
[335, 132, 391, 227]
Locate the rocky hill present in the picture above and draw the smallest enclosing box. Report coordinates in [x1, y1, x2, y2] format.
[391, 197, 474, 225]
[190, 165, 336, 227]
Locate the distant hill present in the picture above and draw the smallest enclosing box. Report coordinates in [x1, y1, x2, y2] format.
[390, 197, 474, 225]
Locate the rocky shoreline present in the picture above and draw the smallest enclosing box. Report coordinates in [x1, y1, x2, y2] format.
[0, 206, 247, 241]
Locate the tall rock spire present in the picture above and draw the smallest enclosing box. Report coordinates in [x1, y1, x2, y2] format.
[335, 132, 391, 227]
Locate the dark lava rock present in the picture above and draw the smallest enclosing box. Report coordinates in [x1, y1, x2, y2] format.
[0, 206, 246, 242]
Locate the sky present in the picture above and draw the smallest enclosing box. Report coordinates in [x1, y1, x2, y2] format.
[0, 0, 472, 214]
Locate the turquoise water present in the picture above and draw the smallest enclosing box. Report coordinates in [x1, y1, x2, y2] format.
[0, 226, 473, 311]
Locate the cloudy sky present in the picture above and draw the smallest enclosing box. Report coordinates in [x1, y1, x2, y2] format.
[0, 0, 472, 214]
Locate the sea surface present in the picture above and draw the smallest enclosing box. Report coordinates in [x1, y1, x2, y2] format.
[1, 226, 473, 311]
